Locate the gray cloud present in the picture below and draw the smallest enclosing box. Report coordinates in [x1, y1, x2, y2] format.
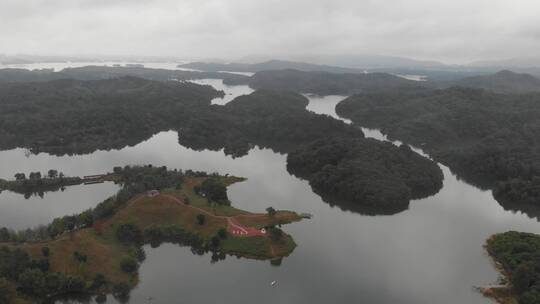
[1, 0, 539, 63]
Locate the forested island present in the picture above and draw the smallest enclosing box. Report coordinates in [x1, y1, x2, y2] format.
[179, 90, 364, 156]
[287, 137, 443, 214]
[0, 165, 302, 303]
[336, 86, 540, 216]
[245, 69, 425, 95]
[484, 232, 540, 304]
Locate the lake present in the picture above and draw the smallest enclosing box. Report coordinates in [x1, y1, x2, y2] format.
[0, 72, 538, 304]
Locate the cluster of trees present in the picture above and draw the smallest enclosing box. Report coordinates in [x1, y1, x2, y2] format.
[287, 137, 443, 215]
[0, 76, 222, 155]
[194, 178, 229, 205]
[336, 87, 540, 211]
[0, 246, 92, 301]
[486, 232, 540, 304]
[493, 177, 540, 219]
[0, 169, 81, 199]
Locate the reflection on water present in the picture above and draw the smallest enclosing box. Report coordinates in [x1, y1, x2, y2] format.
[0, 72, 539, 304]
[0, 182, 119, 230]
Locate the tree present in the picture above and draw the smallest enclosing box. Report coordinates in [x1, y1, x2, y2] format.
[268, 227, 283, 241]
[0, 228, 10, 242]
[47, 169, 58, 179]
[200, 178, 228, 203]
[116, 223, 143, 245]
[18, 269, 45, 296]
[210, 236, 221, 249]
[0, 278, 17, 304]
[28, 172, 41, 180]
[14, 173, 25, 181]
[41, 247, 50, 257]
[512, 263, 534, 294]
[112, 282, 131, 301]
[217, 228, 227, 239]
[120, 257, 138, 273]
[196, 214, 206, 225]
[266, 207, 277, 217]
[73, 251, 87, 263]
[91, 273, 107, 290]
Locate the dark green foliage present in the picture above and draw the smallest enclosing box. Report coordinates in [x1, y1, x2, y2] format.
[0, 247, 31, 281]
[112, 282, 131, 299]
[0, 277, 16, 304]
[268, 227, 284, 242]
[0, 171, 81, 198]
[180, 90, 363, 157]
[217, 228, 227, 239]
[30, 259, 50, 272]
[95, 294, 107, 303]
[91, 273, 107, 290]
[41, 246, 50, 257]
[0, 66, 248, 86]
[142, 225, 205, 250]
[494, 177, 540, 217]
[248, 69, 423, 95]
[196, 214, 206, 225]
[486, 232, 540, 303]
[200, 178, 228, 204]
[180, 59, 368, 74]
[287, 137, 443, 215]
[0, 228, 9, 242]
[18, 269, 46, 295]
[337, 87, 540, 212]
[210, 236, 221, 249]
[119, 257, 138, 273]
[450, 70, 540, 94]
[266, 207, 277, 217]
[73, 252, 87, 263]
[0, 77, 221, 155]
[116, 223, 143, 245]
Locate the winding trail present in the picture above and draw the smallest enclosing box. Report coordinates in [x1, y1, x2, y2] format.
[162, 194, 266, 237]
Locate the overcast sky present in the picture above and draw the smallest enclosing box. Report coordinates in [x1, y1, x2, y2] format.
[1, 0, 539, 64]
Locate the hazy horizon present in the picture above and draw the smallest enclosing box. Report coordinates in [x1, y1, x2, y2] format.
[2, 0, 540, 65]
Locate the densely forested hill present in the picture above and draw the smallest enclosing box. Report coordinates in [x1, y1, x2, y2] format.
[244, 69, 425, 95]
[179, 90, 364, 156]
[287, 137, 443, 215]
[0, 77, 222, 154]
[0, 66, 249, 84]
[179, 59, 367, 74]
[449, 70, 540, 93]
[179, 90, 442, 214]
[336, 87, 540, 214]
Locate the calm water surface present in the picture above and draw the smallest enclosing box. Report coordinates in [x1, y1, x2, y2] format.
[0, 77, 538, 304]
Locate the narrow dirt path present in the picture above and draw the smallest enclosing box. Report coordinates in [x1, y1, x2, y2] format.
[162, 194, 266, 237]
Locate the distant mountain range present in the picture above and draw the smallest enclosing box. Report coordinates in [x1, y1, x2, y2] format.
[179, 60, 367, 74]
[449, 70, 540, 94]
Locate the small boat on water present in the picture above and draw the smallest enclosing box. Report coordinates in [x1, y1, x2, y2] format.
[271, 280, 277, 286]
